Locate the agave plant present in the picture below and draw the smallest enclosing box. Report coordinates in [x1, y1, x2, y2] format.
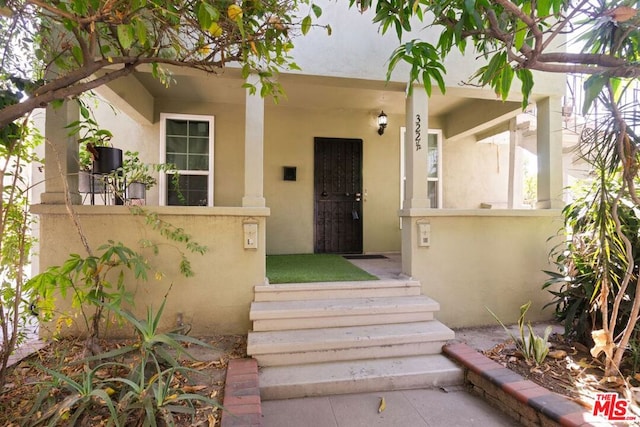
[27, 361, 119, 426]
[26, 296, 220, 426]
[488, 301, 553, 366]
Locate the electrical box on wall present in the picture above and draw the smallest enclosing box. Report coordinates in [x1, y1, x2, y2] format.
[417, 221, 431, 247]
[243, 221, 258, 249]
[283, 166, 297, 181]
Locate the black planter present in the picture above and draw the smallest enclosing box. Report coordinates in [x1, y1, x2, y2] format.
[92, 147, 123, 174]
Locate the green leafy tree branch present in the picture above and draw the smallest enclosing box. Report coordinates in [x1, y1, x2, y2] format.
[351, 0, 640, 109]
[0, 0, 328, 128]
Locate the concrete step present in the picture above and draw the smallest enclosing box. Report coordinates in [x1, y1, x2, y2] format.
[254, 279, 421, 301]
[248, 321, 455, 366]
[259, 354, 464, 400]
[250, 296, 439, 331]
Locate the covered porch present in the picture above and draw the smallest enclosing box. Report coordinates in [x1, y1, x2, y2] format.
[33, 61, 564, 335]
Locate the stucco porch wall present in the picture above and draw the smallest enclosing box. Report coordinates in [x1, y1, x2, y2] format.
[30, 205, 268, 336]
[401, 209, 563, 328]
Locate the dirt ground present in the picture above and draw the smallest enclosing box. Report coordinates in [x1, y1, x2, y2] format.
[482, 331, 640, 419]
[4, 325, 640, 425]
[0, 335, 247, 427]
[453, 322, 640, 420]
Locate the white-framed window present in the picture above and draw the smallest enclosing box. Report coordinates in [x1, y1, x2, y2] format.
[400, 127, 442, 212]
[426, 130, 443, 208]
[159, 113, 214, 206]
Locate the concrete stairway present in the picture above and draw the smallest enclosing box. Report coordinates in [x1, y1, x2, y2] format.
[247, 279, 463, 400]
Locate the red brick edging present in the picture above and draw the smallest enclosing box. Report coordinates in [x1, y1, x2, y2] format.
[443, 343, 611, 427]
[221, 358, 263, 427]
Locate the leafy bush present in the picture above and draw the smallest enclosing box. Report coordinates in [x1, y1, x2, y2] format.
[28, 240, 149, 353]
[542, 172, 640, 346]
[0, 91, 42, 388]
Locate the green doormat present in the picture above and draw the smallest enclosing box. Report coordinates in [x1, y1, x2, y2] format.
[266, 254, 379, 284]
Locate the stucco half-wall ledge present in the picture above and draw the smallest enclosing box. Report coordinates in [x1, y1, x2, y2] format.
[398, 208, 562, 218]
[30, 205, 271, 217]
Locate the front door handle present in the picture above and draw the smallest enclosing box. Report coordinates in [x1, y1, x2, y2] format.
[355, 192, 361, 202]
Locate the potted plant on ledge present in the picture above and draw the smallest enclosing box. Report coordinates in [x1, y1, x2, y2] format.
[66, 103, 121, 194]
[115, 151, 176, 205]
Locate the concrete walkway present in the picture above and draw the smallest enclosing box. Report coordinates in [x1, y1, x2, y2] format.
[1, 317, 45, 368]
[262, 387, 520, 426]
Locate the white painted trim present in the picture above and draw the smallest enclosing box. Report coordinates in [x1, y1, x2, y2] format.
[399, 208, 561, 217]
[428, 129, 444, 208]
[159, 113, 215, 206]
[31, 204, 271, 217]
[399, 127, 406, 228]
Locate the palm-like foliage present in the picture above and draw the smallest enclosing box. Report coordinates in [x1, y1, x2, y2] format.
[544, 171, 640, 346]
[549, 79, 640, 375]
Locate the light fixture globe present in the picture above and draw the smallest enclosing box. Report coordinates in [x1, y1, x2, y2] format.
[377, 111, 388, 135]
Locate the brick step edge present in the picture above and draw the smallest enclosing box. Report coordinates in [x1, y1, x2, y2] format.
[221, 358, 263, 427]
[443, 343, 612, 427]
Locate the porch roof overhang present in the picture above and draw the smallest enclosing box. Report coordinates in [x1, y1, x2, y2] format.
[95, 65, 527, 142]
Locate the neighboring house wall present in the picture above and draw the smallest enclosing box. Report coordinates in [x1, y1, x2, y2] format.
[291, 1, 565, 97]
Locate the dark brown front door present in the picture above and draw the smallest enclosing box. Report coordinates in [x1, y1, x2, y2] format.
[314, 137, 363, 254]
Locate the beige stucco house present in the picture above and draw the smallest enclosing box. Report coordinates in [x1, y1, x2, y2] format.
[31, 2, 565, 337]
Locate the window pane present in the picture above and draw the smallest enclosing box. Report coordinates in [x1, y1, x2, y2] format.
[166, 119, 188, 135]
[189, 138, 209, 154]
[165, 119, 209, 172]
[428, 181, 438, 208]
[166, 153, 187, 170]
[163, 116, 212, 207]
[188, 154, 208, 170]
[189, 121, 209, 137]
[167, 174, 208, 206]
[166, 136, 187, 154]
[428, 133, 438, 178]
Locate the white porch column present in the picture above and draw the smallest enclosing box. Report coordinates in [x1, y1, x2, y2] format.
[536, 96, 563, 209]
[41, 101, 82, 204]
[403, 87, 430, 209]
[242, 75, 266, 207]
[507, 118, 524, 208]
[401, 85, 430, 276]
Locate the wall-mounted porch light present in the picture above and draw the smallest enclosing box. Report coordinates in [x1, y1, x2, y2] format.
[377, 111, 388, 135]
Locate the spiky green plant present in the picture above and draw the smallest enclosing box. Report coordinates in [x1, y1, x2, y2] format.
[488, 301, 553, 365]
